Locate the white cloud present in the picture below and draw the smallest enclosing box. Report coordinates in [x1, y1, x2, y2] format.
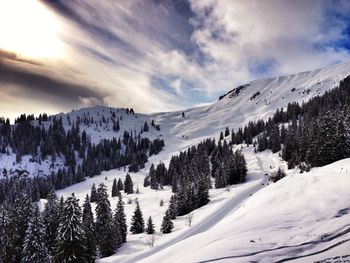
[188, 0, 350, 93]
[2, 0, 350, 118]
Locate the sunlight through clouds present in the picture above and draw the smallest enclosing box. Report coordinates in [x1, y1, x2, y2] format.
[0, 0, 64, 60]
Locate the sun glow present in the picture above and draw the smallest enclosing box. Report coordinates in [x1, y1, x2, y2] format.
[0, 0, 63, 60]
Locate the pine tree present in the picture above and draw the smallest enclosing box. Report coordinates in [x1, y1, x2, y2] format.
[43, 189, 60, 255]
[54, 195, 86, 263]
[8, 194, 32, 262]
[257, 132, 268, 152]
[0, 205, 9, 262]
[308, 111, 337, 166]
[283, 118, 298, 167]
[225, 127, 230, 137]
[176, 183, 190, 216]
[280, 124, 287, 144]
[82, 195, 96, 263]
[235, 150, 247, 183]
[143, 175, 150, 187]
[130, 201, 145, 234]
[211, 147, 221, 178]
[124, 173, 134, 194]
[149, 164, 158, 190]
[334, 111, 350, 161]
[90, 183, 98, 202]
[269, 124, 281, 153]
[146, 216, 155, 235]
[160, 210, 174, 234]
[21, 204, 49, 263]
[143, 121, 149, 132]
[117, 178, 124, 191]
[214, 165, 227, 188]
[111, 178, 120, 197]
[196, 176, 210, 208]
[168, 195, 177, 220]
[114, 195, 127, 243]
[95, 183, 117, 257]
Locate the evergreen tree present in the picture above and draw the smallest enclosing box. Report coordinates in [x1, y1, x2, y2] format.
[160, 210, 174, 234]
[149, 164, 158, 190]
[168, 195, 177, 220]
[124, 173, 134, 194]
[143, 121, 149, 132]
[130, 201, 145, 234]
[0, 205, 9, 262]
[117, 178, 124, 191]
[82, 195, 96, 263]
[114, 195, 127, 243]
[95, 183, 117, 257]
[234, 150, 248, 183]
[196, 176, 210, 208]
[143, 175, 150, 187]
[214, 165, 227, 188]
[225, 127, 230, 137]
[21, 204, 49, 263]
[111, 178, 120, 197]
[334, 111, 350, 161]
[43, 189, 60, 255]
[219, 131, 224, 141]
[146, 216, 155, 235]
[282, 118, 298, 167]
[211, 146, 221, 176]
[307, 112, 336, 166]
[269, 124, 281, 153]
[54, 195, 86, 263]
[8, 194, 32, 262]
[280, 124, 287, 144]
[257, 132, 268, 152]
[90, 183, 98, 202]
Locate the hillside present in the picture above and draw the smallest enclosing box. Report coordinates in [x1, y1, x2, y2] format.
[136, 158, 350, 263]
[0, 106, 163, 178]
[153, 61, 350, 142]
[56, 62, 350, 262]
[2, 61, 349, 179]
[1, 61, 350, 262]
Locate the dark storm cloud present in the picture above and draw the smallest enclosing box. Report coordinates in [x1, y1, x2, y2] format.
[0, 60, 106, 106]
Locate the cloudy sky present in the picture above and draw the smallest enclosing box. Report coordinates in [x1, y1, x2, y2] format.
[0, 0, 349, 120]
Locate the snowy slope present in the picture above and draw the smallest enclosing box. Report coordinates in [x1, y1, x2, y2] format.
[56, 144, 280, 263]
[5, 61, 349, 178]
[135, 158, 350, 263]
[8, 61, 350, 262]
[0, 106, 163, 177]
[52, 105, 163, 144]
[152, 61, 350, 142]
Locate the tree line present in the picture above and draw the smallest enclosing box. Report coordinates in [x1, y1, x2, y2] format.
[144, 138, 247, 216]
[0, 178, 177, 262]
[0, 114, 164, 200]
[218, 75, 350, 170]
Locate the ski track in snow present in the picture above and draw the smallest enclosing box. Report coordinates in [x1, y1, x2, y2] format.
[123, 177, 269, 263]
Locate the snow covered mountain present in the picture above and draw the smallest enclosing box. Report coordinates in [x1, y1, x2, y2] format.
[0, 106, 163, 177]
[54, 62, 350, 262]
[154, 61, 350, 141]
[2, 61, 350, 262]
